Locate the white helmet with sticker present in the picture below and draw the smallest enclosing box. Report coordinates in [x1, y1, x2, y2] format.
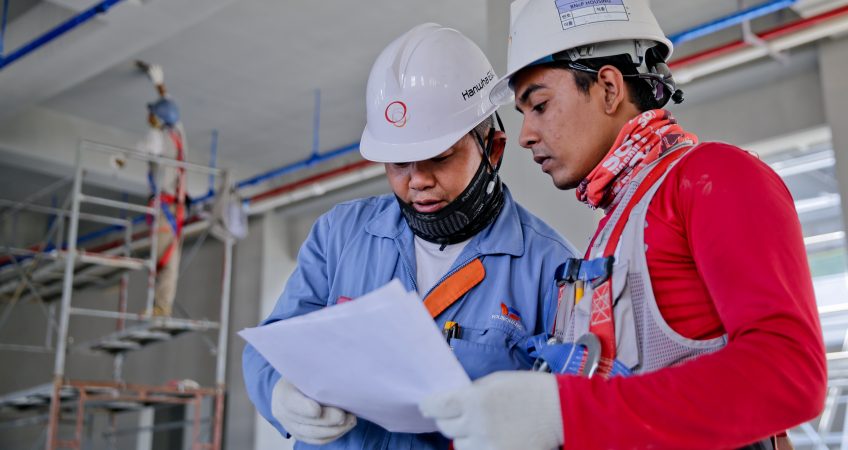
[490, 0, 673, 105]
[360, 23, 499, 163]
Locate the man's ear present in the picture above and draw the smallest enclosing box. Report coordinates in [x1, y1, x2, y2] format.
[488, 130, 507, 166]
[596, 65, 627, 115]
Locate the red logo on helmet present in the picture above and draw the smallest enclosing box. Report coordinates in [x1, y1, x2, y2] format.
[385, 101, 407, 128]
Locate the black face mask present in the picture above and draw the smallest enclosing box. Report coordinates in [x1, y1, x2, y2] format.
[397, 113, 506, 248]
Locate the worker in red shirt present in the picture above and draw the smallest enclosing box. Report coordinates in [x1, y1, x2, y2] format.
[419, 1, 827, 449]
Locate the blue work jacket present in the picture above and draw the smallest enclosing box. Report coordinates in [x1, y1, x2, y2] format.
[243, 187, 576, 449]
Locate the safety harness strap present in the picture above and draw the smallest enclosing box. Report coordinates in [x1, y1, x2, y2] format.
[156, 240, 177, 272]
[424, 258, 485, 319]
[587, 144, 694, 376]
[148, 128, 188, 273]
[168, 129, 187, 238]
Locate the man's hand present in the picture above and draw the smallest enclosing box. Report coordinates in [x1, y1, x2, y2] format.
[146, 64, 165, 86]
[419, 371, 564, 450]
[271, 378, 357, 445]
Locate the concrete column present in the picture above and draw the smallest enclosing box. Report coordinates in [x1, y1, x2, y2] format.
[818, 35, 848, 237]
[224, 217, 263, 450]
[252, 211, 296, 450]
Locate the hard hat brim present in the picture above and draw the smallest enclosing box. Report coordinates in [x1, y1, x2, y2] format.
[490, 74, 517, 106]
[360, 124, 474, 164]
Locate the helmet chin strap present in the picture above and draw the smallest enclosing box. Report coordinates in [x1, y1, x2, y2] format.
[397, 113, 507, 249]
[550, 45, 684, 107]
[561, 60, 684, 107]
[473, 111, 506, 195]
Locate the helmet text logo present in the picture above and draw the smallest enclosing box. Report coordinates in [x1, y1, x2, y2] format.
[461, 70, 495, 102]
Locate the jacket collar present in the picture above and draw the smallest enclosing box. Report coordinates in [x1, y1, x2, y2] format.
[365, 186, 525, 257]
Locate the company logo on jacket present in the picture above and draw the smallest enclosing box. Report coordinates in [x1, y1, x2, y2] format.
[491, 302, 524, 330]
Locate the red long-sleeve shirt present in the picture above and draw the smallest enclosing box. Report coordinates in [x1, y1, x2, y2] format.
[558, 143, 827, 449]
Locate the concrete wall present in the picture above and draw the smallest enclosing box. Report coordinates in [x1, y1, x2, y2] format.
[226, 217, 266, 450]
[253, 211, 296, 450]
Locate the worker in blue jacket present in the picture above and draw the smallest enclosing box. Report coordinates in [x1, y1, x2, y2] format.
[242, 23, 577, 449]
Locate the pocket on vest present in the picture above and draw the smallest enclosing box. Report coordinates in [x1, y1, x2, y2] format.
[612, 260, 640, 371]
[448, 326, 523, 380]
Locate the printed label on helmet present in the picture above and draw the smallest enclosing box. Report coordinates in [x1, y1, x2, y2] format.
[555, 0, 629, 31]
[461, 70, 495, 102]
[385, 101, 407, 128]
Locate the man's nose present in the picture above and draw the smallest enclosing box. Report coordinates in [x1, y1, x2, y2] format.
[519, 118, 539, 149]
[408, 163, 435, 191]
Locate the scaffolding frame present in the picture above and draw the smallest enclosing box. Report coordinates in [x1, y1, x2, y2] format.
[0, 140, 234, 450]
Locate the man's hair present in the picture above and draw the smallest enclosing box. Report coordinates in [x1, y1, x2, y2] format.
[549, 54, 661, 112]
[472, 115, 495, 145]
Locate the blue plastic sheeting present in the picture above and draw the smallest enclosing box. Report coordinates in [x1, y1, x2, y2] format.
[668, 0, 797, 45]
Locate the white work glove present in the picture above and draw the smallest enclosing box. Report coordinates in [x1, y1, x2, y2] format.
[271, 378, 357, 445]
[146, 64, 165, 86]
[419, 371, 564, 450]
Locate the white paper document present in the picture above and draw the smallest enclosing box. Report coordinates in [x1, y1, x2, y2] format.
[239, 279, 471, 433]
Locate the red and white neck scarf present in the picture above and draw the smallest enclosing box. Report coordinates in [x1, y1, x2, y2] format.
[576, 109, 698, 211]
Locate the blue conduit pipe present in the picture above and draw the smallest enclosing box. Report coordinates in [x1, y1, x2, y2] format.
[235, 141, 360, 191]
[75, 215, 146, 246]
[668, 0, 797, 45]
[0, 0, 125, 70]
[208, 130, 219, 198]
[1, 0, 9, 56]
[74, 140, 361, 247]
[0, 139, 359, 270]
[187, 140, 361, 205]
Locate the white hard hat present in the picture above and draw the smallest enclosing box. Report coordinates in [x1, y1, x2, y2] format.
[490, 0, 673, 105]
[360, 23, 499, 163]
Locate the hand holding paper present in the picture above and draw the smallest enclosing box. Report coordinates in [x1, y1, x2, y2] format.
[240, 280, 470, 433]
[271, 378, 357, 444]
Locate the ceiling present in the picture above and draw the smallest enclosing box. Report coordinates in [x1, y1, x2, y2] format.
[0, 0, 823, 180]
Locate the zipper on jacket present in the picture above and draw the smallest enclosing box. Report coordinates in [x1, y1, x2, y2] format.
[394, 239, 418, 294]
